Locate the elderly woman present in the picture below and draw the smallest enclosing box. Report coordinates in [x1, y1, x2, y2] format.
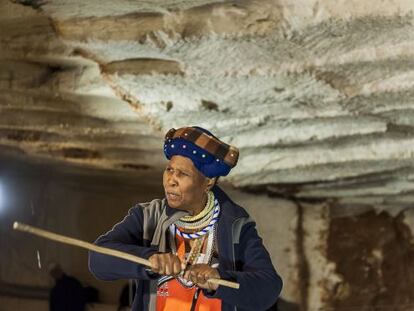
[89, 126, 283, 311]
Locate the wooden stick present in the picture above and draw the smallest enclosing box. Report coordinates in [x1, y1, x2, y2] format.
[13, 222, 240, 289]
[13, 222, 151, 266]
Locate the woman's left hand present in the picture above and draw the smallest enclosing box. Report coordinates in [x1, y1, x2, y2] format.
[183, 264, 220, 291]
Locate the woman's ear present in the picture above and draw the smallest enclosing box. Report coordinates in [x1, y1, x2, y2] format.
[206, 177, 217, 191]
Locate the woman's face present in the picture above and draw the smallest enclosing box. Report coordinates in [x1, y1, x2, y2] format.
[163, 155, 209, 213]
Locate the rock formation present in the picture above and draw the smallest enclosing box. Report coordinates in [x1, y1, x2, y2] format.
[1, 0, 414, 309]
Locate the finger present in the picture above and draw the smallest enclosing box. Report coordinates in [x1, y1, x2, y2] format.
[204, 269, 216, 281]
[164, 255, 172, 275]
[197, 274, 214, 290]
[184, 265, 196, 281]
[150, 254, 159, 273]
[188, 270, 195, 283]
[172, 257, 181, 275]
[189, 270, 201, 284]
[196, 268, 209, 284]
[198, 272, 207, 283]
[204, 270, 220, 291]
[181, 260, 186, 271]
[188, 265, 201, 281]
[183, 269, 191, 280]
[170, 255, 181, 275]
[166, 254, 181, 275]
[158, 255, 166, 275]
[184, 264, 203, 281]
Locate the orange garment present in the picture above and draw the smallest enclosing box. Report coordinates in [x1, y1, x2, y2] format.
[156, 234, 221, 311]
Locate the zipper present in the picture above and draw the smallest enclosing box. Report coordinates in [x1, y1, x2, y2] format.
[190, 288, 201, 311]
[231, 217, 241, 311]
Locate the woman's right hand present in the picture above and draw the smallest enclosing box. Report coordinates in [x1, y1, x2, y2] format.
[148, 253, 183, 276]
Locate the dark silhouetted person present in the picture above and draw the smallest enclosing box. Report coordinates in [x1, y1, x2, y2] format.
[48, 262, 86, 311]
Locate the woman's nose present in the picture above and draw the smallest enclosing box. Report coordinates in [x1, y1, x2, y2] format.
[168, 173, 178, 186]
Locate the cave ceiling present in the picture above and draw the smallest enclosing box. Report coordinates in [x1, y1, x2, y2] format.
[1, 0, 414, 206]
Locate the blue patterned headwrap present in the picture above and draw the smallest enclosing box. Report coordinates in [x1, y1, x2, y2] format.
[163, 126, 239, 178]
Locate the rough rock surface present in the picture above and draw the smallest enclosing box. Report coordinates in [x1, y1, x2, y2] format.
[1, 0, 414, 309]
[2, 0, 414, 204]
[327, 209, 414, 310]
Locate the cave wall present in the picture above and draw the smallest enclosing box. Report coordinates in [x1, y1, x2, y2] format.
[324, 207, 414, 310]
[1, 0, 414, 309]
[1, 159, 414, 311]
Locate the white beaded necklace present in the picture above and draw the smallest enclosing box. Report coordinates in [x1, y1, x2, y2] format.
[172, 198, 220, 239]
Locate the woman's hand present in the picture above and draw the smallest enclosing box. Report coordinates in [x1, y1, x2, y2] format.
[149, 253, 183, 276]
[183, 264, 220, 291]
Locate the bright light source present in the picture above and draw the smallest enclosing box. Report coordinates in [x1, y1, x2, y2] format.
[0, 182, 4, 212]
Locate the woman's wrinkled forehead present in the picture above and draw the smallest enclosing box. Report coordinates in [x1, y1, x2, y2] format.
[168, 155, 204, 178]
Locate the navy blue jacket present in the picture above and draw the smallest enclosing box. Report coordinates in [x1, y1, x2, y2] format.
[89, 186, 282, 310]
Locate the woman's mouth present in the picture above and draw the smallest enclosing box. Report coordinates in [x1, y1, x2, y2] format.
[167, 192, 180, 201]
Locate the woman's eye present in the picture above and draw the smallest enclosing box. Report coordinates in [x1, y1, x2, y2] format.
[176, 171, 188, 177]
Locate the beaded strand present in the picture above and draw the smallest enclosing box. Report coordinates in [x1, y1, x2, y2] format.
[179, 191, 214, 222]
[172, 199, 220, 239]
[161, 223, 216, 288]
